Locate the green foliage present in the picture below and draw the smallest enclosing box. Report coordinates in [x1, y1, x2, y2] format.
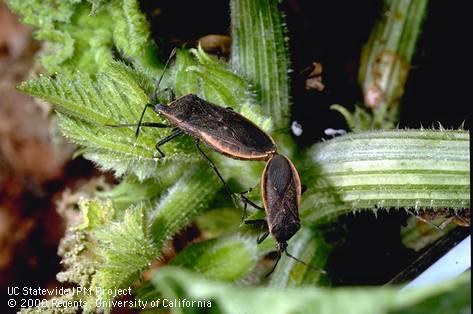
[195, 208, 241, 239]
[231, 0, 291, 129]
[108, 0, 161, 75]
[54, 200, 115, 313]
[95, 175, 176, 212]
[269, 228, 331, 287]
[87, 0, 111, 14]
[301, 130, 470, 224]
[18, 62, 175, 179]
[330, 104, 388, 131]
[170, 235, 261, 281]
[359, 0, 428, 128]
[390, 277, 471, 314]
[94, 206, 157, 305]
[150, 267, 470, 314]
[58, 200, 112, 287]
[55, 200, 159, 313]
[149, 164, 220, 249]
[6, 0, 160, 74]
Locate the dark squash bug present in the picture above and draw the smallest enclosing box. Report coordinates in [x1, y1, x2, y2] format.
[244, 153, 326, 277]
[107, 49, 278, 197]
[108, 48, 324, 276]
[155, 94, 277, 161]
[121, 93, 277, 198]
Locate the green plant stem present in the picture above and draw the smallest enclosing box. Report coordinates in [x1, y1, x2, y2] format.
[170, 235, 260, 281]
[268, 228, 330, 287]
[151, 267, 470, 314]
[230, 0, 291, 129]
[301, 130, 470, 224]
[358, 0, 428, 128]
[149, 163, 221, 249]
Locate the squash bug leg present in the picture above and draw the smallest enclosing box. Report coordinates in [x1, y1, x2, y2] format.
[105, 122, 171, 128]
[239, 195, 264, 211]
[238, 194, 264, 222]
[257, 230, 270, 244]
[154, 128, 183, 158]
[238, 192, 264, 222]
[244, 219, 267, 226]
[136, 104, 156, 138]
[265, 251, 282, 278]
[195, 139, 234, 198]
[244, 219, 269, 243]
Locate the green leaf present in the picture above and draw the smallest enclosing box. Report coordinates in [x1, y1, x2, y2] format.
[6, 0, 160, 75]
[57, 200, 114, 285]
[18, 46, 270, 180]
[87, 0, 111, 14]
[109, 0, 161, 76]
[6, 0, 77, 29]
[269, 228, 331, 287]
[149, 164, 221, 248]
[55, 166, 224, 313]
[54, 200, 116, 313]
[77, 198, 115, 230]
[18, 62, 197, 179]
[231, 0, 291, 129]
[94, 205, 158, 305]
[95, 174, 182, 212]
[331, 104, 379, 131]
[301, 130, 470, 224]
[150, 267, 470, 314]
[170, 235, 261, 281]
[195, 208, 241, 239]
[390, 278, 471, 314]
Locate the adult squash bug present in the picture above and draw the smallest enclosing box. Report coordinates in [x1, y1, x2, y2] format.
[244, 153, 326, 277]
[108, 49, 324, 277]
[108, 49, 276, 197]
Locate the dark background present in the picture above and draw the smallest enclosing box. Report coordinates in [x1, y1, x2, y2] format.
[144, 0, 470, 143]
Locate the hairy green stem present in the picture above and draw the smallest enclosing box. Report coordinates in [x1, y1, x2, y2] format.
[359, 0, 428, 128]
[231, 0, 291, 129]
[150, 267, 470, 314]
[301, 130, 470, 224]
[149, 163, 221, 249]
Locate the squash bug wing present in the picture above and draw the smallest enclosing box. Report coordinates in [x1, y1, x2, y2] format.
[261, 154, 302, 244]
[158, 94, 277, 160]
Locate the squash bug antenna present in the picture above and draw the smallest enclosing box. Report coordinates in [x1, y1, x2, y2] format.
[265, 251, 283, 278]
[105, 48, 178, 137]
[134, 48, 178, 138]
[265, 242, 326, 278]
[151, 47, 178, 104]
[284, 250, 327, 274]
